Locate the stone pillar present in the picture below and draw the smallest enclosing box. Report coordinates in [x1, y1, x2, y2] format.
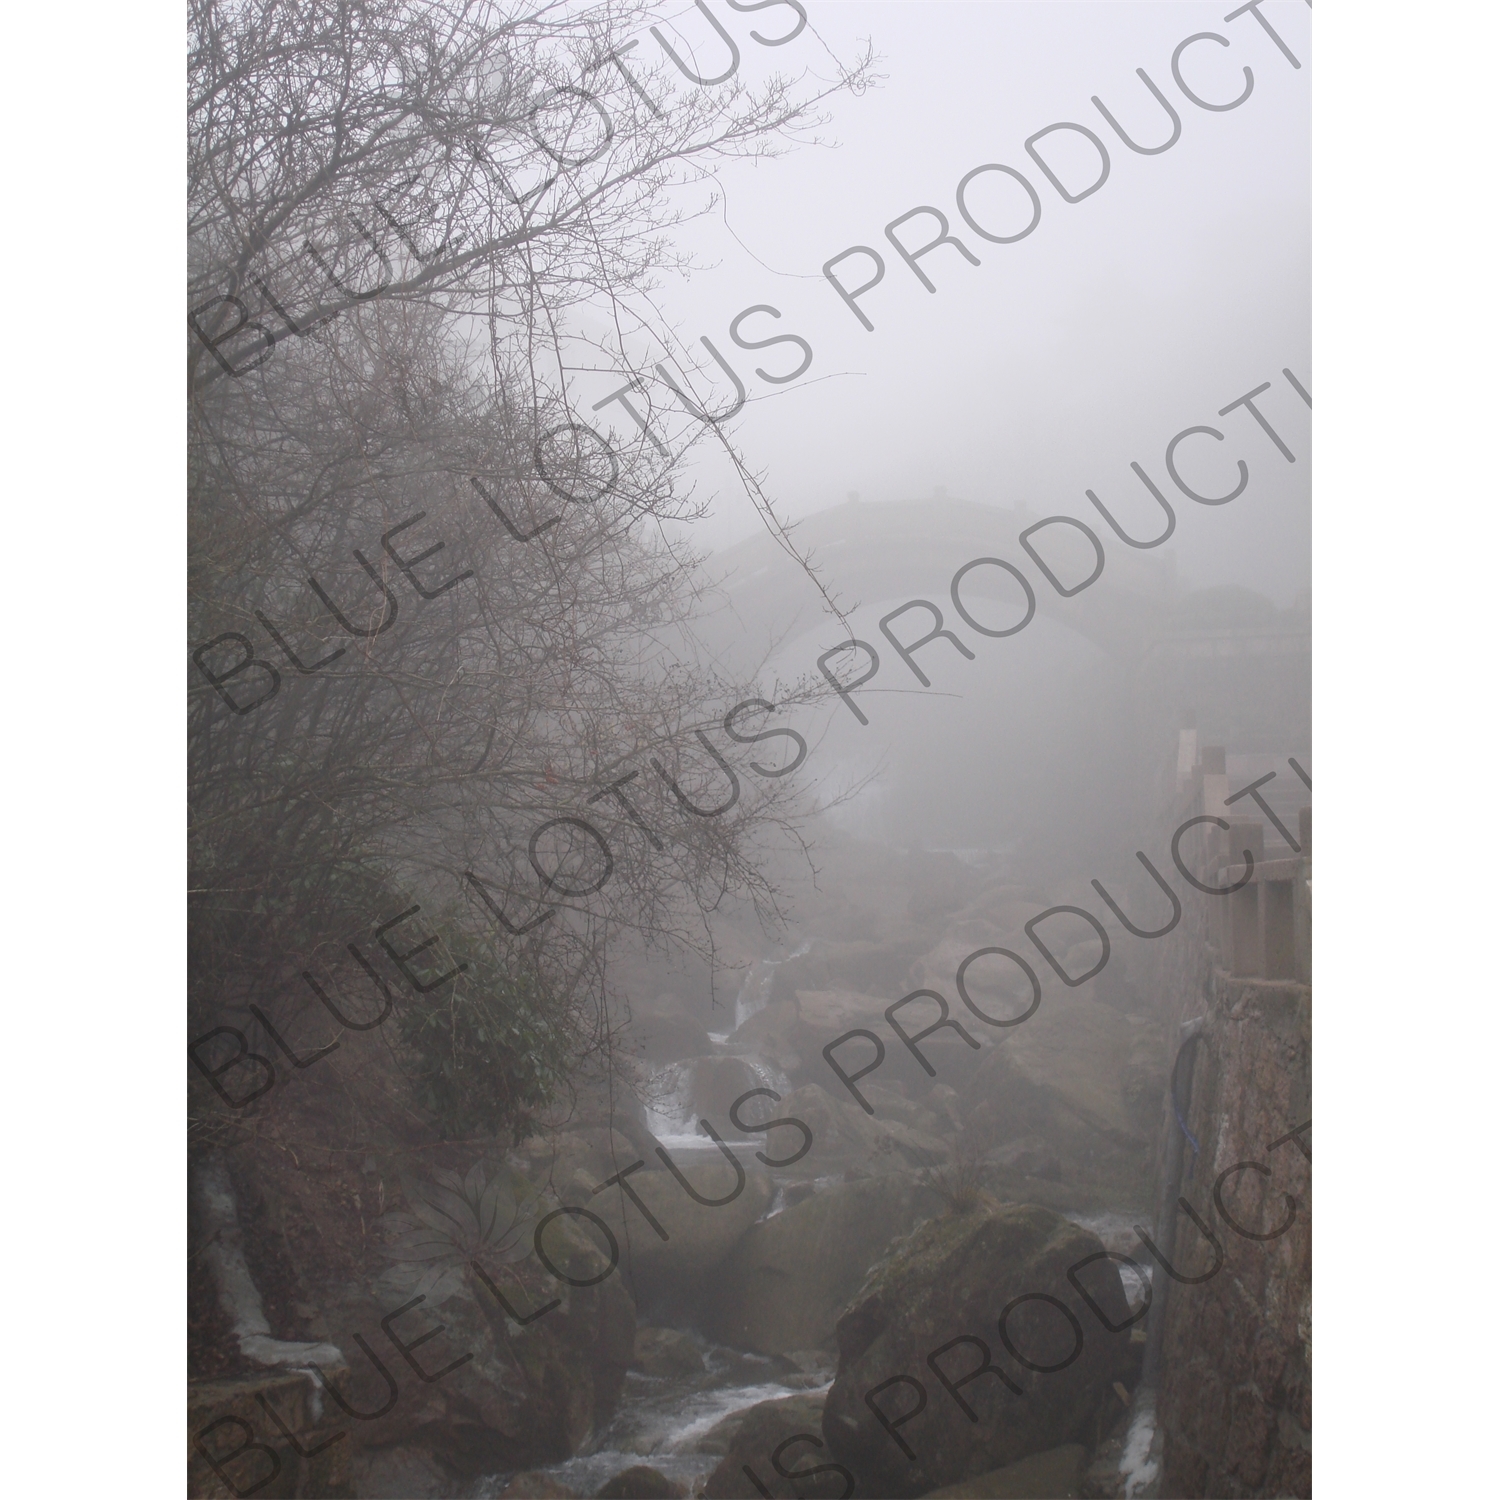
[1228, 821, 1264, 977]
[1260, 877, 1297, 979]
[1294, 807, 1312, 985]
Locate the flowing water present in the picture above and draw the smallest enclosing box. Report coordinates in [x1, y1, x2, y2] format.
[472, 1337, 833, 1498]
[470, 929, 1149, 1496]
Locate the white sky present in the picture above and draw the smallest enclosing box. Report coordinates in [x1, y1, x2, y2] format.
[578, 0, 1311, 605]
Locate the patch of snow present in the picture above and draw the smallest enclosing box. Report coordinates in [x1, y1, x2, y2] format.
[1119, 1388, 1160, 1499]
[195, 1155, 346, 1372]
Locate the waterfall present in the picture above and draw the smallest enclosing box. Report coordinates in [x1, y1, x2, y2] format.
[731, 939, 812, 1032]
[643, 1061, 697, 1140]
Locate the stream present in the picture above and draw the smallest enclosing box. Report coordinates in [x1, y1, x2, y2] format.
[472, 1334, 833, 1497]
[467, 1209, 1151, 1499]
[467, 926, 1152, 1497]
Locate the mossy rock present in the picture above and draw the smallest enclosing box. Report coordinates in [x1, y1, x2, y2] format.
[702, 1393, 837, 1498]
[822, 1204, 1135, 1498]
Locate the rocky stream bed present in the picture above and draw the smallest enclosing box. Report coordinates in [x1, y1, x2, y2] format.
[191, 846, 1172, 1499]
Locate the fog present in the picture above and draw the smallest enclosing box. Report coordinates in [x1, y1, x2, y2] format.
[646, 0, 1311, 601]
[572, 0, 1313, 868]
[184, 5, 1314, 1497]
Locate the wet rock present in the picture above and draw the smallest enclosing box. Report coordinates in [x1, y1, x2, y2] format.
[681, 1055, 775, 1135]
[321, 1196, 635, 1475]
[737, 982, 982, 1098]
[770, 937, 930, 1010]
[955, 998, 1162, 1202]
[589, 1158, 775, 1292]
[701, 1393, 834, 1499]
[775, 1081, 952, 1176]
[987, 1135, 1063, 1180]
[860, 1081, 944, 1135]
[705, 1176, 945, 1355]
[792, 987, 893, 1041]
[596, 1464, 688, 1498]
[351, 1442, 456, 1497]
[783, 1347, 837, 1379]
[189, 1370, 352, 1499]
[920, 1443, 1088, 1498]
[823, 1204, 1135, 1498]
[632, 1326, 707, 1378]
[728, 999, 802, 1069]
[996, 997, 1157, 1144]
[497, 1474, 581, 1498]
[909, 927, 1025, 1000]
[632, 1013, 716, 1066]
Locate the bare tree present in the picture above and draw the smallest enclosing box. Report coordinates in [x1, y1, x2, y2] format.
[188, 0, 868, 1141]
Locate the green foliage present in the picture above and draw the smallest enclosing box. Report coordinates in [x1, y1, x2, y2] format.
[393, 924, 572, 1142]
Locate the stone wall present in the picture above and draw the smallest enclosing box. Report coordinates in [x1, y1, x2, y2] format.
[190, 1369, 353, 1498]
[1155, 970, 1311, 1498]
[1137, 746, 1312, 1498]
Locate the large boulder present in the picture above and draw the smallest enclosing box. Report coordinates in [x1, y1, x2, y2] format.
[727, 999, 803, 1073]
[702, 1393, 838, 1499]
[190, 1370, 353, 1499]
[596, 1465, 688, 1498]
[769, 939, 930, 1010]
[956, 998, 1164, 1205]
[631, 1326, 707, 1378]
[794, 985, 986, 1096]
[682, 1055, 778, 1136]
[496, 1475, 581, 1498]
[319, 1188, 636, 1476]
[794, 987, 899, 1041]
[585, 1155, 775, 1297]
[352, 1443, 457, 1497]
[920, 1443, 1087, 1498]
[706, 1176, 945, 1355]
[625, 1008, 715, 1066]
[770, 1082, 952, 1178]
[732, 981, 989, 1104]
[822, 1205, 1135, 1498]
[1000, 997, 1156, 1143]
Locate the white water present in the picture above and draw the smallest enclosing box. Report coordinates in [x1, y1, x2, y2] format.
[1066, 1210, 1154, 1312]
[731, 939, 812, 1031]
[1119, 1389, 1161, 1498]
[473, 1342, 831, 1498]
[643, 1055, 795, 1142]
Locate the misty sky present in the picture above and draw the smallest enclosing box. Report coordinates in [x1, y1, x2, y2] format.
[573, 0, 1311, 608]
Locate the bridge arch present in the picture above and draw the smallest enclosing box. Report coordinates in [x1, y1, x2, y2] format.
[697, 497, 1175, 669]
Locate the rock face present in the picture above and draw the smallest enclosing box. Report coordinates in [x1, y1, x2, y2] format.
[584, 1156, 775, 1298]
[920, 1443, 1087, 1498]
[768, 939, 932, 1010]
[702, 1393, 838, 1500]
[1152, 971, 1312, 1498]
[706, 1176, 945, 1355]
[822, 1205, 1136, 1498]
[596, 1464, 688, 1498]
[772, 1082, 952, 1177]
[957, 998, 1163, 1206]
[315, 1206, 635, 1477]
[623, 994, 714, 1065]
[631, 1326, 707, 1378]
[678, 1055, 775, 1135]
[189, 1370, 354, 1499]
[351, 1442, 456, 1498]
[496, 1474, 581, 1499]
